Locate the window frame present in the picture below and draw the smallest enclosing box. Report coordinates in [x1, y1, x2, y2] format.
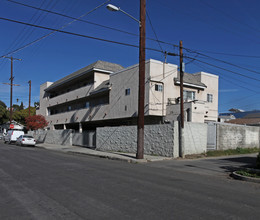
[183, 90, 195, 102]
[155, 84, 163, 92]
[207, 94, 213, 103]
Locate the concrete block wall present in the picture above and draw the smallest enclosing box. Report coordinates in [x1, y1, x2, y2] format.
[216, 123, 260, 150]
[29, 129, 73, 146]
[96, 123, 177, 157]
[183, 122, 207, 155]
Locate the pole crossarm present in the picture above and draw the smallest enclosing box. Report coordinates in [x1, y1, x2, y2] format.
[3, 56, 21, 123]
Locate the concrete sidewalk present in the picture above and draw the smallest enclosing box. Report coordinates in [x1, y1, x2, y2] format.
[36, 143, 172, 163]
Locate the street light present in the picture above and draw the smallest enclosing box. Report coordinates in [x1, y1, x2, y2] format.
[106, 4, 141, 25]
[107, 1, 146, 159]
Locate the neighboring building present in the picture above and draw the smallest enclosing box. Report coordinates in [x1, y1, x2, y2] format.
[37, 59, 219, 131]
[218, 114, 236, 123]
[222, 110, 260, 126]
[219, 110, 260, 124]
[0, 121, 24, 134]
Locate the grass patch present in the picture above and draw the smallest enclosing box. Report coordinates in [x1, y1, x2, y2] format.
[206, 147, 259, 157]
[236, 170, 260, 178]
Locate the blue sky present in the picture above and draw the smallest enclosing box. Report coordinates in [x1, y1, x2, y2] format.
[0, 0, 260, 113]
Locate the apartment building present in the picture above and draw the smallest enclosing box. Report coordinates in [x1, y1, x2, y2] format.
[37, 59, 218, 131]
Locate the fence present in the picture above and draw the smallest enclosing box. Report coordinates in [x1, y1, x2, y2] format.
[30, 122, 260, 158]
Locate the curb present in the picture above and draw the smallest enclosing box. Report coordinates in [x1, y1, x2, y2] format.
[66, 150, 143, 163]
[36, 145, 150, 163]
[231, 169, 260, 184]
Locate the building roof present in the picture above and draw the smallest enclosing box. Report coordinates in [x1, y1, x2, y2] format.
[227, 118, 260, 125]
[243, 112, 260, 118]
[45, 61, 124, 92]
[219, 110, 260, 119]
[174, 72, 207, 89]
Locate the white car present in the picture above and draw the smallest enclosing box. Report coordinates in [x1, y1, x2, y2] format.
[16, 135, 36, 146]
[4, 130, 24, 144]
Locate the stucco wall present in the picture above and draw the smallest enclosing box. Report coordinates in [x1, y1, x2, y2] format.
[96, 124, 177, 157]
[216, 123, 260, 150]
[183, 122, 207, 155]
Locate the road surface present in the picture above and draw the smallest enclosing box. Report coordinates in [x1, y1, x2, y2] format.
[0, 141, 259, 219]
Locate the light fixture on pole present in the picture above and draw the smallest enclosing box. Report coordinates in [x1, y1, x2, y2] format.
[106, 4, 141, 25]
[106, 1, 146, 159]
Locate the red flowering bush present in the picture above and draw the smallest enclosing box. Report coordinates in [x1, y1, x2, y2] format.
[25, 115, 48, 130]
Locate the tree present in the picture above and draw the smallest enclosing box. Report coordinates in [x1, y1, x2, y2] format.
[13, 107, 36, 125]
[0, 105, 9, 124]
[12, 104, 20, 112]
[0, 100, 7, 108]
[20, 102, 24, 110]
[25, 115, 48, 130]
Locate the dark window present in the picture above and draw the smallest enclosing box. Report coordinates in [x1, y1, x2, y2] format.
[155, 84, 163, 92]
[125, 88, 130, 96]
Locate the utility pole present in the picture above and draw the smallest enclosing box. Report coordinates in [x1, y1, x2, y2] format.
[136, 0, 146, 159]
[179, 40, 184, 158]
[28, 80, 31, 116]
[179, 41, 184, 129]
[3, 56, 21, 124]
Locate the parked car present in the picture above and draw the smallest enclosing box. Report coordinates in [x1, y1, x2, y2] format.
[16, 135, 36, 146]
[4, 130, 24, 144]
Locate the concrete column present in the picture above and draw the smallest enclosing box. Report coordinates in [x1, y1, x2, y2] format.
[79, 123, 82, 133]
[63, 124, 66, 130]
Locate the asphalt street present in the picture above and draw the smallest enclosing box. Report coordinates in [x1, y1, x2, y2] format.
[0, 141, 259, 220]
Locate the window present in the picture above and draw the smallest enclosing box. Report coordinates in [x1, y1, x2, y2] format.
[207, 94, 213, 103]
[85, 101, 90, 108]
[125, 88, 130, 96]
[155, 84, 163, 92]
[183, 90, 195, 101]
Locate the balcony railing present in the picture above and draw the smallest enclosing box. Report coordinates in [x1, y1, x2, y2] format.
[48, 84, 94, 107]
[46, 104, 109, 124]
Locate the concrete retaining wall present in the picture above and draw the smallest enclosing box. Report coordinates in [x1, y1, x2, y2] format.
[96, 123, 178, 157]
[29, 122, 259, 158]
[29, 130, 96, 148]
[29, 129, 73, 146]
[216, 123, 260, 150]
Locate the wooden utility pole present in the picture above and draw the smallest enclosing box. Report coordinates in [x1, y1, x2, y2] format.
[136, 0, 146, 159]
[28, 80, 31, 116]
[179, 41, 184, 129]
[179, 40, 184, 158]
[3, 56, 21, 123]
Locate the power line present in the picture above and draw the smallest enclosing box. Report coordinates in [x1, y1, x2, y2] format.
[146, 10, 164, 53]
[6, 0, 179, 49]
[192, 61, 259, 93]
[0, 0, 116, 58]
[184, 55, 260, 82]
[0, 16, 165, 58]
[184, 48, 260, 75]
[186, 49, 260, 58]
[199, 0, 260, 34]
